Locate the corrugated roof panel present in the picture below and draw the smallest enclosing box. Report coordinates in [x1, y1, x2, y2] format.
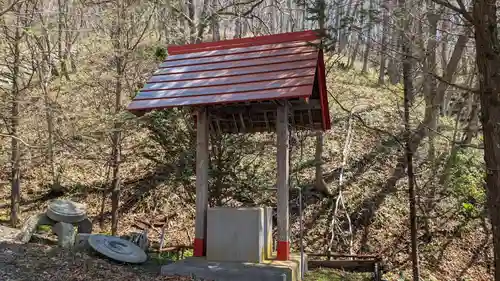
[135, 77, 314, 100]
[143, 68, 315, 90]
[152, 52, 317, 75]
[160, 45, 316, 68]
[148, 60, 318, 83]
[128, 85, 313, 111]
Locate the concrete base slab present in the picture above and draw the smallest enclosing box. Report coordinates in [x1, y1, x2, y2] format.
[161, 253, 306, 281]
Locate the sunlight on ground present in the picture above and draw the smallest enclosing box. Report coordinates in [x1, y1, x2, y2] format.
[304, 268, 370, 281]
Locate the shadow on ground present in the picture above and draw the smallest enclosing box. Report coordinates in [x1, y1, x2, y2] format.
[0, 241, 193, 281]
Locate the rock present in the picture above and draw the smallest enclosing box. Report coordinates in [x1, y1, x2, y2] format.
[88, 234, 147, 264]
[46, 199, 87, 223]
[0, 225, 22, 243]
[52, 222, 76, 248]
[18, 213, 56, 243]
[76, 217, 93, 233]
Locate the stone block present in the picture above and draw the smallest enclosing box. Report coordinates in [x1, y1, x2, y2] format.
[19, 213, 56, 243]
[52, 222, 76, 248]
[74, 233, 92, 251]
[76, 217, 93, 233]
[207, 207, 264, 263]
[161, 258, 286, 281]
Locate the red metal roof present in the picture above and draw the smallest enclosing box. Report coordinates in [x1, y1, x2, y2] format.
[127, 30, 331, 131]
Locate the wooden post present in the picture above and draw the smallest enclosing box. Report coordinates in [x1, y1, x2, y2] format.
[276, 101, 290, 261]
[194, 107, 209, 257]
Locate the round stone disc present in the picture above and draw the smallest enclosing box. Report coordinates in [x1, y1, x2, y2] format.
[88, 234, 147, 264]
[46, 199, 87, 223]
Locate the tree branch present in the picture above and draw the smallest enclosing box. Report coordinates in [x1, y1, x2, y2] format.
[431, 0, 473, 22]
[327, 90, 403, 146]
[0, 133, 41, 148]
[0, 0, 24, 17]
[430, 72, 478, 93]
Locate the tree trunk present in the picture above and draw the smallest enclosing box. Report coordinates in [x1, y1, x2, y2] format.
[57, 0, 70, 80]
[36, 10, 61, 193]
[424, 0, 439, 161]
[348, 3, 364, 69]
[439, 29, 471, 114]
[399, 0, 420, 277]
[388, 3, 400, 85]
[188, 0, 196, 43]
[314, 132, 329, 195]
[10, 19, 22, 228]
[313, 3, 329, 196]
[362, 0, 374, 73]
[211, 0, 220, 41]
[472, 1, 500, 280]
[110, 0, 124, 236]
[378, 0, 389, 84]
[270, 0, 277, 33]
[440, 15, 449, 74]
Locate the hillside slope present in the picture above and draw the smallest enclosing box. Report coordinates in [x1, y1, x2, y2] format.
[0, 39, 490, 280]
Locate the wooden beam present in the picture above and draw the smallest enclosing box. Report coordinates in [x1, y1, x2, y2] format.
[194, 107, 209, 257]
[285, 100, 295, 128]
[276, 102, 290, 261]
[264, 112, 270, 131]
[307, 253, 380, 259]
[232, 114, 239, 132]
[215, 117, 222, 134]
[308, 109, 313, 129]
[208, 100, 321, 115]
[239, 112, 246, 132]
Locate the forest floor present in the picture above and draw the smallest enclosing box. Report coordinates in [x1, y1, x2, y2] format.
[0, 236, 367, 281]
[0, 58, 491, 280]
[0, 240, 199, 281]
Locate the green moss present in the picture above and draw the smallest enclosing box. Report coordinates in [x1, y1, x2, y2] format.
[37, 224, 52, 233]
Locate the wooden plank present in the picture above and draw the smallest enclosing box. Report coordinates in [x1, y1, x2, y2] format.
[276, 101, 290, 261]
[150, 61, 317, 82]
[144, 69, 316, 91]
[153, 52, 318, 75]
[160, 46, 316, 68]
[238, 113, 246, 132]
[307, 253, 380, 259]
[194, 107, 209, 257]
[136, 77, 314, 100]
[208, 99, 321, 113]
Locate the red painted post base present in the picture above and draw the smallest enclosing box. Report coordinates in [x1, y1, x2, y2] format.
[193, 238, 205, 257]
[276, 241, 290, 261]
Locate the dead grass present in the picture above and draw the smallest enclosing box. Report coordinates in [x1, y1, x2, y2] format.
[0, 241, 202, 281]
[0, 41, 492, 281]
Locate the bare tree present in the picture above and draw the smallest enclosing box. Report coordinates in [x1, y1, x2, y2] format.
[107, 0, 153, 235]
[399, 0, 420, 277]
[1, 1, 35, 226]
[378, 0, 390, 83]
[361, 0, 374, 73]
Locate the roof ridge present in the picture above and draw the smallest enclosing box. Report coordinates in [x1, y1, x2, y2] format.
[167, 30, 322, 55]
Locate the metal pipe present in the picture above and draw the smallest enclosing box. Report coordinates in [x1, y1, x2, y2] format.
[299, 187, 304, 279]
